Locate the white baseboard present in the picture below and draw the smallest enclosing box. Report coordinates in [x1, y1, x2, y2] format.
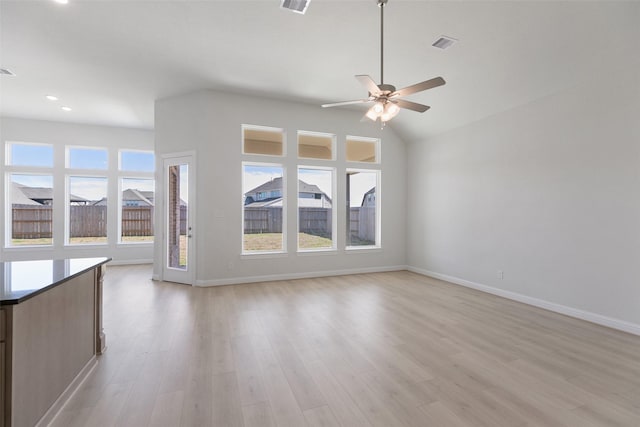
[408, 266, 640, 337]
[196, 265, 408, 287]
[108, 259, 153, 266]
[36, 356, 98, 427]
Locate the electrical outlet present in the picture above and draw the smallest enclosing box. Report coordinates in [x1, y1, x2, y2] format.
[227, 261, 234, 270]
[497, 270, 504, 279]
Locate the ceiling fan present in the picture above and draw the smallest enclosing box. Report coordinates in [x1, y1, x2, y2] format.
[322, 0, 446, 126]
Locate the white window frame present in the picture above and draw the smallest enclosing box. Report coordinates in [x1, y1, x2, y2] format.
[242, 124, 286, 157]
[345, 135, 381, 164]
[345, 168, 381, 250]
[65, 174, 109, 247]
[241, 161, 287, 255]
[5, 171, 55, 248]
[297, 130, 336, 161]
[297, 165, 337, 252]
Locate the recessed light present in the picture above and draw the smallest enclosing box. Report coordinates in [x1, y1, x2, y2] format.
[61, 106, 72, 112]
[46, 95, 59, 101]
[432, 35, 458, 50]
[53, 0, 69, 4]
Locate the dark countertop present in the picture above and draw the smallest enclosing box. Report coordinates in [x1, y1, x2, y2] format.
[0, 257, 111, 305]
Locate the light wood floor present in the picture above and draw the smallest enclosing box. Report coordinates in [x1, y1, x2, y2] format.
[52, 265, 640, 427]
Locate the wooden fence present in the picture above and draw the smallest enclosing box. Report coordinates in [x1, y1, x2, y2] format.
[11, 205, 168, 238]
[244, 207, 283, 233]
[244, 207, 373, 240]
[12, 205, 53, 239]
[70, 205, 107, 237]
[350, 206, 376, 243]
[121, 206, 155, 237]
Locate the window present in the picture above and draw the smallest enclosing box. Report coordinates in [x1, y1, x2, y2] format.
[67, 147, 108, 169]
[346, 170, 379, 248]
[298, 167, 334, 250]
[67, 176, 108, 245]
[120, 178, 155, 243]
[243, 163, 285, 253]
[243, 125, 284, 156]
[120, 150, 155, 172]
[346, 136, 379, 163]
[6, 142, 53, 167]
[118, 150, 155, 244]
[298, 132, 335, 160]
[8, 174, 54, 246]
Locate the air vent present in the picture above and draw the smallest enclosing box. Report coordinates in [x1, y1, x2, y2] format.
[281, 0, 310, 14]
[0, 68, 16, 76]
[432, 36, 457, 50]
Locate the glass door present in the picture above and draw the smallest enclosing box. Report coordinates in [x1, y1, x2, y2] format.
[163, 155, 195, 284]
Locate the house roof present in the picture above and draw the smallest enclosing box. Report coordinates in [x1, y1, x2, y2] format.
[92, 189, 175, 207]
[246, 178, 325, 197]
[11, 183, 40, 205]
[2, 2, 636, 141]
[12, 183, 87, 204]
[122, 188, 154, 206]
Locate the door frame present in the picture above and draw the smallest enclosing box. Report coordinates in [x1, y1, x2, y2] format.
[161, 152, 196, 285]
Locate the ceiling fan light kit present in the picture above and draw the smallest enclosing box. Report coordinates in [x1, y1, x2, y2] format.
[322, 0, 446, 128]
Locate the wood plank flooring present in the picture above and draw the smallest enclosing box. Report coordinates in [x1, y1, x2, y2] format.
[52, 265, 640, 426]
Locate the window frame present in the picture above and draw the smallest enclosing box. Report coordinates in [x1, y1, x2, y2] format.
[66, 145, 109, 170]
[117, 176, 156, 245]
[297, 130, 336, 161]
[5, 172, 55, 248]
[64, 174, 109, 246]
[345, 167, 381, 250]
[242, 124, 286, 157]
[345, 135, 381, 164]
[241, 161, 287, 255]
[118, 149, 156, 173]
[297, 165, 336, 252]
[5, 141, 54, 168]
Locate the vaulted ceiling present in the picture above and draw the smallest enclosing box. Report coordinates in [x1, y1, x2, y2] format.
[1, 1, 638, 142]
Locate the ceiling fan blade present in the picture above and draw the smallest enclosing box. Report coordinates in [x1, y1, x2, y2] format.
[391, 77, 446, 98]
[393, 99, 431, 113]
[355, 75, 381, 96]
[322, 99, 371, 108]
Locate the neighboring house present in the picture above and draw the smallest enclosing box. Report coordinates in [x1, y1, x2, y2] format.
[244, 177, 332, 208]
[361, 187, 376, 207]
[11, 182, 88, 205]
[93, 188, 154, 207]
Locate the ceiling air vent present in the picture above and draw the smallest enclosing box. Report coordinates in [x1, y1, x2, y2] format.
[432, 36, 457, 50]
[0, 68, 16, 76]
[280, 0, 310, 15]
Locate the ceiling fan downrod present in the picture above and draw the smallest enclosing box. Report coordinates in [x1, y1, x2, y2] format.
[378, 0, 387, 86]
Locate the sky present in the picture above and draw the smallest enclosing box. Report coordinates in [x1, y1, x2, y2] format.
[8, 144, 156, 201]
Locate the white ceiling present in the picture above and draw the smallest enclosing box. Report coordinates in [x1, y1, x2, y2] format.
[1, 0, 638, 142]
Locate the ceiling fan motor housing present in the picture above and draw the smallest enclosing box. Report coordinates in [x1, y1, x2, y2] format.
[377, 84, 396, 95]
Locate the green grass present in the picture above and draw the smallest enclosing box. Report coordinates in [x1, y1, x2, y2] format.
[121, 235, 154, 243]
[11, 235, 153, 246]
[243, 232, 333, 251]
[11, 238, 53, 246]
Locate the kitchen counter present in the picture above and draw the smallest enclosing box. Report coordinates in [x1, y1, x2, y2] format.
[0, 257, 110, 305]
[1, 257, 110, 427]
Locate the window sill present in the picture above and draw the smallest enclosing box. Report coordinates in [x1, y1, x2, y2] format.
[117, 242, 154, 247]
[345, 246, 382, 254]
[4, 245, 54, 251]
[297, 248, 337, 256]
[241, 251, 288, 260]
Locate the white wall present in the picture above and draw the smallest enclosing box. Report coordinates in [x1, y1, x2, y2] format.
[154, 90, 407, 285]
[407, 66, 640, 331]
[0, 117, 154, 263]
